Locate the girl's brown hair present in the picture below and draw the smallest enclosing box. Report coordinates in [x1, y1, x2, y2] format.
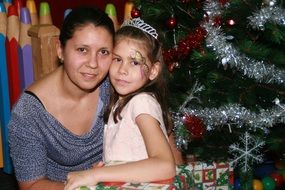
[104, 26, 172, 134]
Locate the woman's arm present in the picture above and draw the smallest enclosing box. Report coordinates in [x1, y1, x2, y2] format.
[18, 178, 65, 190]
[64, 114, 176, 190]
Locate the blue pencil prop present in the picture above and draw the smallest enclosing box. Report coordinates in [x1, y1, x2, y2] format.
[0, 2, 12, 174]
[3, 0, 12, 11]
[19, 7, 33, 89]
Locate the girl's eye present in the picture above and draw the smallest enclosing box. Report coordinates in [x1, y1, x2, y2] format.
[130, 60, 141, 66]
[112, 57, 122, 63]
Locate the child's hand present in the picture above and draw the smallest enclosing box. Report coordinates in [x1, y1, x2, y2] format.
[64, 169, 98, 190]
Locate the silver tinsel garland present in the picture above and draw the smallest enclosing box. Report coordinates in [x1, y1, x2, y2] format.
[174, 83, 285, 138]
[181, 100, 285, 131]
[248, 4, 285, 30]
[203, 0, 285, 86]
[174, 1, 285, 151]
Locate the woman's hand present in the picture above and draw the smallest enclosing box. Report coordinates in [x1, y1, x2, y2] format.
[64, 161, 104, 190]
[64, 169, 98, 190]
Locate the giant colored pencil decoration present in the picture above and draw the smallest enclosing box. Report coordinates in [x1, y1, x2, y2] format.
[12, 0, 22, 17]
[124, 1, 134, 21]
[39, 2, 52, 25]
[19, 7, 33, 89]
[6, 5, 21, 107]
[26, 0, 38, 25]
[3, 0, 12, 11]
[105, 3, 119, 31]
[0, 2, 12, 174]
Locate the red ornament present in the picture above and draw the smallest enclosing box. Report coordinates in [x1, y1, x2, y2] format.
[270, 172, 284, 187]
[219, 0, 229, 6]
[166, 17, 177, 29]
[275, 160, 285, 169]
[183, 114, 205, 138]
[131, 7, 141, 18]
[167, 62, 179, 72]
[167, 62, 175, 72]
[163, 27, 206, 69]
[213, 16, 222, 26]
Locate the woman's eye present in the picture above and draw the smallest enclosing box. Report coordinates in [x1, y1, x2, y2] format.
[100, 49, 110, 55]
[77, 48, 87, 53]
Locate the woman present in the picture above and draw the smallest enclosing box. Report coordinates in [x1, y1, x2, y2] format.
[8, 6, 114, 190]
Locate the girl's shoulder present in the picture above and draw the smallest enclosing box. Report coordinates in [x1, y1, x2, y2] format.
[129, 93, 159, 108]
[131, 92, 156, 101]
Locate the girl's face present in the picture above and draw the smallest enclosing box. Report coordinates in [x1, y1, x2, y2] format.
[58, 24, 113, 91]
[109, 38, 158, 98]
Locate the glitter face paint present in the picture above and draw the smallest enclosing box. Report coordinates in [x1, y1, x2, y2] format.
[129, 49, 149, 79]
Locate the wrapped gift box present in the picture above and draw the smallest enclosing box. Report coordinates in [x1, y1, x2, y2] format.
[76, 161, 233, 190]
[188, 161, 234, 190]
[77, 165, 194, 190]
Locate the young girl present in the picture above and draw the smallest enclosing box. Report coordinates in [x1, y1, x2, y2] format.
[64, 18, 176, 190]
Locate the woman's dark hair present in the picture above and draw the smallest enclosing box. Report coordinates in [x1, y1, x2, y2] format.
[104, 26, 172, 134]
[59, 6, 115, 47]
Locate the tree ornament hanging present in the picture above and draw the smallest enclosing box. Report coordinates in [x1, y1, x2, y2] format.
[167, 62, 175, 72]
[179, 0, 190, 4]
[262, 176, 276, 190]
[131, 7, 141, 18]
[229, 132, 265, 172]
[213, 16, 222, 26]
[262, 0, 277, 6]
[252, 179, 263, 190]
[219, 0, 229, 6]
[269, 172, 284, 188]
[203, 13, 209, 22]
[163, 27, 206, 67]
[166, 16, 177, 29]
[167, 62, 180, 72]
[182, 114, 206, 138]
[226, 19, 236, 27]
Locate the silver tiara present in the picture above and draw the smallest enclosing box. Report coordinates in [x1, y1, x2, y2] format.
[121, 18, 158, 39]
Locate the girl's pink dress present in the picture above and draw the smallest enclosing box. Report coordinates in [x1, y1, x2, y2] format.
[103, 93, 168, 163]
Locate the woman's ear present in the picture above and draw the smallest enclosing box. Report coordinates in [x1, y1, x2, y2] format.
[149, 61, 161, 80]
[56, 40, 63, 61]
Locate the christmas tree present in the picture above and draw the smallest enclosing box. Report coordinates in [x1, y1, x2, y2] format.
[132, 0, 285, 189]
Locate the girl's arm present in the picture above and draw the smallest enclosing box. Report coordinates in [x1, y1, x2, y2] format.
[64, 114, 176, 190]
[169, 132, 187, 165]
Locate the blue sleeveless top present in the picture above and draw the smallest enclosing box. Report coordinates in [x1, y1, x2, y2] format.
[9, 79, 110, 182]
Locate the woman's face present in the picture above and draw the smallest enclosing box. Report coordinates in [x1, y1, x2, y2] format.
[58, 24, 113, 91]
